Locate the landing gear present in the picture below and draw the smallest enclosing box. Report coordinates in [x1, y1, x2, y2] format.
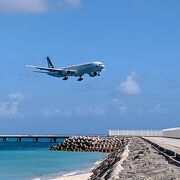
[77, 76, 83, 81]
[98, 73, 100, 76]
[63, 77, 68, 81]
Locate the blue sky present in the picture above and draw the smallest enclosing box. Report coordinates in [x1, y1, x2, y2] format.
[0, 0, 180, 134]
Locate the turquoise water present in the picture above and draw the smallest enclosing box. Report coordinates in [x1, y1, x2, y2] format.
[0, 140, 106, 180]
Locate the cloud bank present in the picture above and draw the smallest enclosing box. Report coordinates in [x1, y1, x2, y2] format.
[0, 0, 82, 13]
[40, 104, 106, 118]
[117, 71, 141, 95]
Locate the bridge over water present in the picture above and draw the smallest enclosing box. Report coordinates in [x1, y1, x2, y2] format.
[0, 134, 107, 143]
[0, 135, 70, 143]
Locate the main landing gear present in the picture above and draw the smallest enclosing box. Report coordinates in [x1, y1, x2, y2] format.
[63, 77, 68, 81]
[77, 76, 83, 81]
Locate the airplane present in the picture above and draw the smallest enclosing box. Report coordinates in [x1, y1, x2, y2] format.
[26, 57, 105, 81]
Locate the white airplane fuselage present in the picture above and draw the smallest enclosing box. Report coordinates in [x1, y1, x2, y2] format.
[47, 62, 104, 78]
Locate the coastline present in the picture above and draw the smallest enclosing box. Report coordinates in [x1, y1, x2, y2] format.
[47, 159, 103, 180]
[49, 136, 180, 179]
[50, 172, 92, 180]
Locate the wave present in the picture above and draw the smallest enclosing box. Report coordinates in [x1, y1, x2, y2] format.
[94, 160, 102, 165]
[33, 169, 88, 180]
[62, 170, 81, 177]
[32, 153, 106, 180]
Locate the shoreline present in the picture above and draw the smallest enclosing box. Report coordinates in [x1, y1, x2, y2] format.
[33, 167, 93, 180]
[47, 159, 104, 180]
[49, 172, 92, 180]
[40, 157, 104, 180]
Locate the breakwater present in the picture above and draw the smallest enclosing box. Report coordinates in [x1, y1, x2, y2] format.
[50, 136, 129, 153]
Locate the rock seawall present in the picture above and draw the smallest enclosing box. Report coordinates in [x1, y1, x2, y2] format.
[89, 140, 130, 180]
[118, 138, 180, 180]
[89, 138, 180, 180]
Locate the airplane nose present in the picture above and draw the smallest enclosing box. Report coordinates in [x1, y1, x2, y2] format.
[101, 64, 105, 69]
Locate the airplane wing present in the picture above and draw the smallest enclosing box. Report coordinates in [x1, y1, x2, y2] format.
[26, 65, 63, 72]
[26, 65, 76, 74]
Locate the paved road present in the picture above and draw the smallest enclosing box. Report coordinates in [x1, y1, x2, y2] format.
[144, 137, 180, 154]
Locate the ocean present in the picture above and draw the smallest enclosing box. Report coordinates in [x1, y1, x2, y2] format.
[0, 138, 107, 180]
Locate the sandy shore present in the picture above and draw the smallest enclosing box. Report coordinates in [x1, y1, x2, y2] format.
[50, 172, 92, 180]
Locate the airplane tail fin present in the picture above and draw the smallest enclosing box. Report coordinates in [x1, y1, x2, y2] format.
[47, 57, 54, 68]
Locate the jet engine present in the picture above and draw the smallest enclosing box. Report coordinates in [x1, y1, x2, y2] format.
[89, 72, 98, 77]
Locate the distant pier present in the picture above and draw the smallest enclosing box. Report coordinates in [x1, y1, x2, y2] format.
[0, 135, 70, 143]
[0, 134, 107, 143]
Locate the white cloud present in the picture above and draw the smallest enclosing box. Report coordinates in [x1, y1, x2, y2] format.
[64, 0, 82, 7]
[9, 92, 24, 101]
[40, 108, 73, 117]
[0, 92, 24, 118]
[147, 104, 168, 114]
[40, 104, 106, 118]
[0, 0, 47, 13]
[117, 71, 141, 95]
[76, 104, 106, 117]
[118, 105, 127, 113]
[150, 104, 161, 112]
[111, 98, 120, 104]
[0, 0, 82, 13]
[0, 101, 19, 118]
